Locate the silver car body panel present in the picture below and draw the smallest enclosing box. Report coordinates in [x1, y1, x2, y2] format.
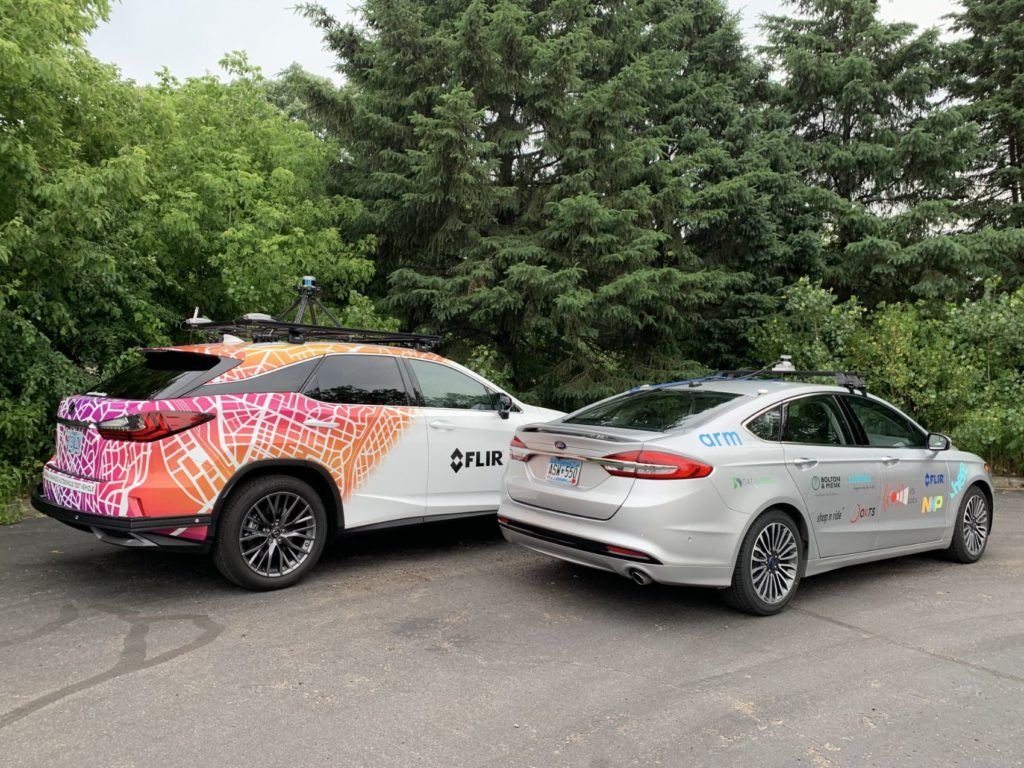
[498, 380, 992, 588]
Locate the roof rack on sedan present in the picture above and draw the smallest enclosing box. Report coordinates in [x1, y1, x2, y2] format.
[183, 276, 442, 351]
[713, 356, 867, 394]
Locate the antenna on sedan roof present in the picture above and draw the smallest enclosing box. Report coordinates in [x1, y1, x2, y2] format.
[182, 276, 442, 350]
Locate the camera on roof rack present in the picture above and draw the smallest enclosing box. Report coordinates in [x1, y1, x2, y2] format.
[181, 275, 442, 351]
[712, 357, 868, 395]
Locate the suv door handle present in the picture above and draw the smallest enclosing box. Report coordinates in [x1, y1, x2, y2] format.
[429, 420, 456, 431]
[792, 458, 818, 469]
[303, 418, 338, 429]
[882, 456, 901, 466]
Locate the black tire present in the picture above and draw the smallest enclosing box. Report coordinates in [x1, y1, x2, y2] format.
[213, 474, 328, 590]
[721, 509, 803, 616]
[945, 485, 991, 564]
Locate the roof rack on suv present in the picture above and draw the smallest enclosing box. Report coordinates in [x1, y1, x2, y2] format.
[713, 356, 867, 393]
[183, 276, 442, 351]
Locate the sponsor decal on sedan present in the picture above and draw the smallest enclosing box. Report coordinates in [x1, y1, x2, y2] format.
[847, 472, 874, 489]
[949, 462, 968, 500]
[924, 472, 945, 487]
[815, 508, 845, 523]
[811, 475, 841, 492]
[883, 484, 918, 510]
[849, 504, 877, 524]
[921, 495, 944, 515]
[731, 476, 775, 490]
[699, 431, 743, 448]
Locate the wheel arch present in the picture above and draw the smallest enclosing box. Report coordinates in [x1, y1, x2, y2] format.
[730, 500, 814, 575]
[210, 459, 344, 541]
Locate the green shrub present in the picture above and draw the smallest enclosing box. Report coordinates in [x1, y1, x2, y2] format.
[749, 279, 1024, 474]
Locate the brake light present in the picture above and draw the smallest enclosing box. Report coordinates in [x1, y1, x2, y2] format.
[97, 411, 214, 442]
[600, 450, 712, 480]
[510, 435, 530, 462]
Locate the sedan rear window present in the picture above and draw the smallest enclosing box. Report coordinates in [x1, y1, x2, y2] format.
[97, 351, 237, 400]
[564, 389, 740, 432]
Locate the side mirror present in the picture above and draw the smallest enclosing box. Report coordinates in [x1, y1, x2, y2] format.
[497, 393, 513, 420]
[927, 432, 951, 451]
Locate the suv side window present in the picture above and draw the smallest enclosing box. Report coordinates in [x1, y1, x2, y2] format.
[783, 396, 853, 446]
[199, 359, 318, 396]
[842, 396, 924, 448]
[305, 355, 409, 406]
[408, 359, 495, 410]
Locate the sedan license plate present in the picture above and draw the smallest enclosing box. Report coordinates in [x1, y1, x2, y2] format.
[547, 457, 582, 486]
[65, 428, 86, 457]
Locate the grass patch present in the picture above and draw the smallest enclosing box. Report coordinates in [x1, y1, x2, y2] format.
[0, 498, 31, 526]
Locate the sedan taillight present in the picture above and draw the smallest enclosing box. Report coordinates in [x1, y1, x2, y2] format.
[97, 411, 214, 442]
[600, 450, 712, 480]
[509, 436, 530, 462]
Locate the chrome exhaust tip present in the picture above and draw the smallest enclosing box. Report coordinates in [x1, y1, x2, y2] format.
[627, 568, 653, 586]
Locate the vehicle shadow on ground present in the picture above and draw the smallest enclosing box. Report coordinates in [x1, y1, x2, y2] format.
[44, 516, 509, 598]
[40, 515, 955, 616]
[491, 547, 956, 622]
[325, 515, 507, 563]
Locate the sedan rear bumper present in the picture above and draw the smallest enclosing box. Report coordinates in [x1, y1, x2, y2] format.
[31, 485, 212, 550]
[499, 517, 733, 588]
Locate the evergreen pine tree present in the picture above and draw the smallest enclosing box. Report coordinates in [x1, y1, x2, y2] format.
[946, 0, 1024, 289]
[762, 0, 983, 303]
[301, 0, 820, 404]
[950, 0, 1024, 227]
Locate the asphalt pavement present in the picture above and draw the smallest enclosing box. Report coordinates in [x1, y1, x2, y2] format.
[2, 493, 1022, 767]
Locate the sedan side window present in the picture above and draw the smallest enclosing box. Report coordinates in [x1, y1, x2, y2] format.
[305, 355, 409, 406]
[746, 405, 782, 441]
[408, 360, 495, 410]
[783, 396, 852, 446]
[842, 396, 924, 448]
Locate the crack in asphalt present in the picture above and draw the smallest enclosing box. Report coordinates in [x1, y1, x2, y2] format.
[794, 606, 1024, 686]
[0, 603, 80, 648]
[0, 604, 224, 730]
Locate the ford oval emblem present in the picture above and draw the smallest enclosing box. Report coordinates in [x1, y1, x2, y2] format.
[555, 440, 567, 450]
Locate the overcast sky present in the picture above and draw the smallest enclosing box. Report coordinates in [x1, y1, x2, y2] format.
[87, 0, 962, 85]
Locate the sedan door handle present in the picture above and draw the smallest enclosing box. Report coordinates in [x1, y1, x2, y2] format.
[881, 455, 901, 466]
[792, 458, 818, 469]
[303, 418, 339, 429]
[429, 420, 456, 431]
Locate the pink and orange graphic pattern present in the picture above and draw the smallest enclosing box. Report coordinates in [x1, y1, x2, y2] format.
[42, 342, 436, 541]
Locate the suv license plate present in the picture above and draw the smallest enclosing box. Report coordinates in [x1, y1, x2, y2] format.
[547, 457, 582, 486]
[65, 428, 86, 457]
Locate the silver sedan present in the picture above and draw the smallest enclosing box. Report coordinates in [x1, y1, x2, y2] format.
[498, 373, 993, 615]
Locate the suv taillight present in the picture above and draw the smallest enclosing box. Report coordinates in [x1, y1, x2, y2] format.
[600, 450, 712, 480]
[97, 411, 214, 442]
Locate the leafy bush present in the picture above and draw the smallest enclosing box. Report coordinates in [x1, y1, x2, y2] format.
[0, 5, 391, 506]
[749, 279, 1024, 473]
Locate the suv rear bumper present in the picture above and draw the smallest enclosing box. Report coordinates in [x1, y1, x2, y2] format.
[31, 485, 212, 550]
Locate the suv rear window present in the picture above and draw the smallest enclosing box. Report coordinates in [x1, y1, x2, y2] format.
[564, 388, 740, 432]
[97, 351, 237, 400]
